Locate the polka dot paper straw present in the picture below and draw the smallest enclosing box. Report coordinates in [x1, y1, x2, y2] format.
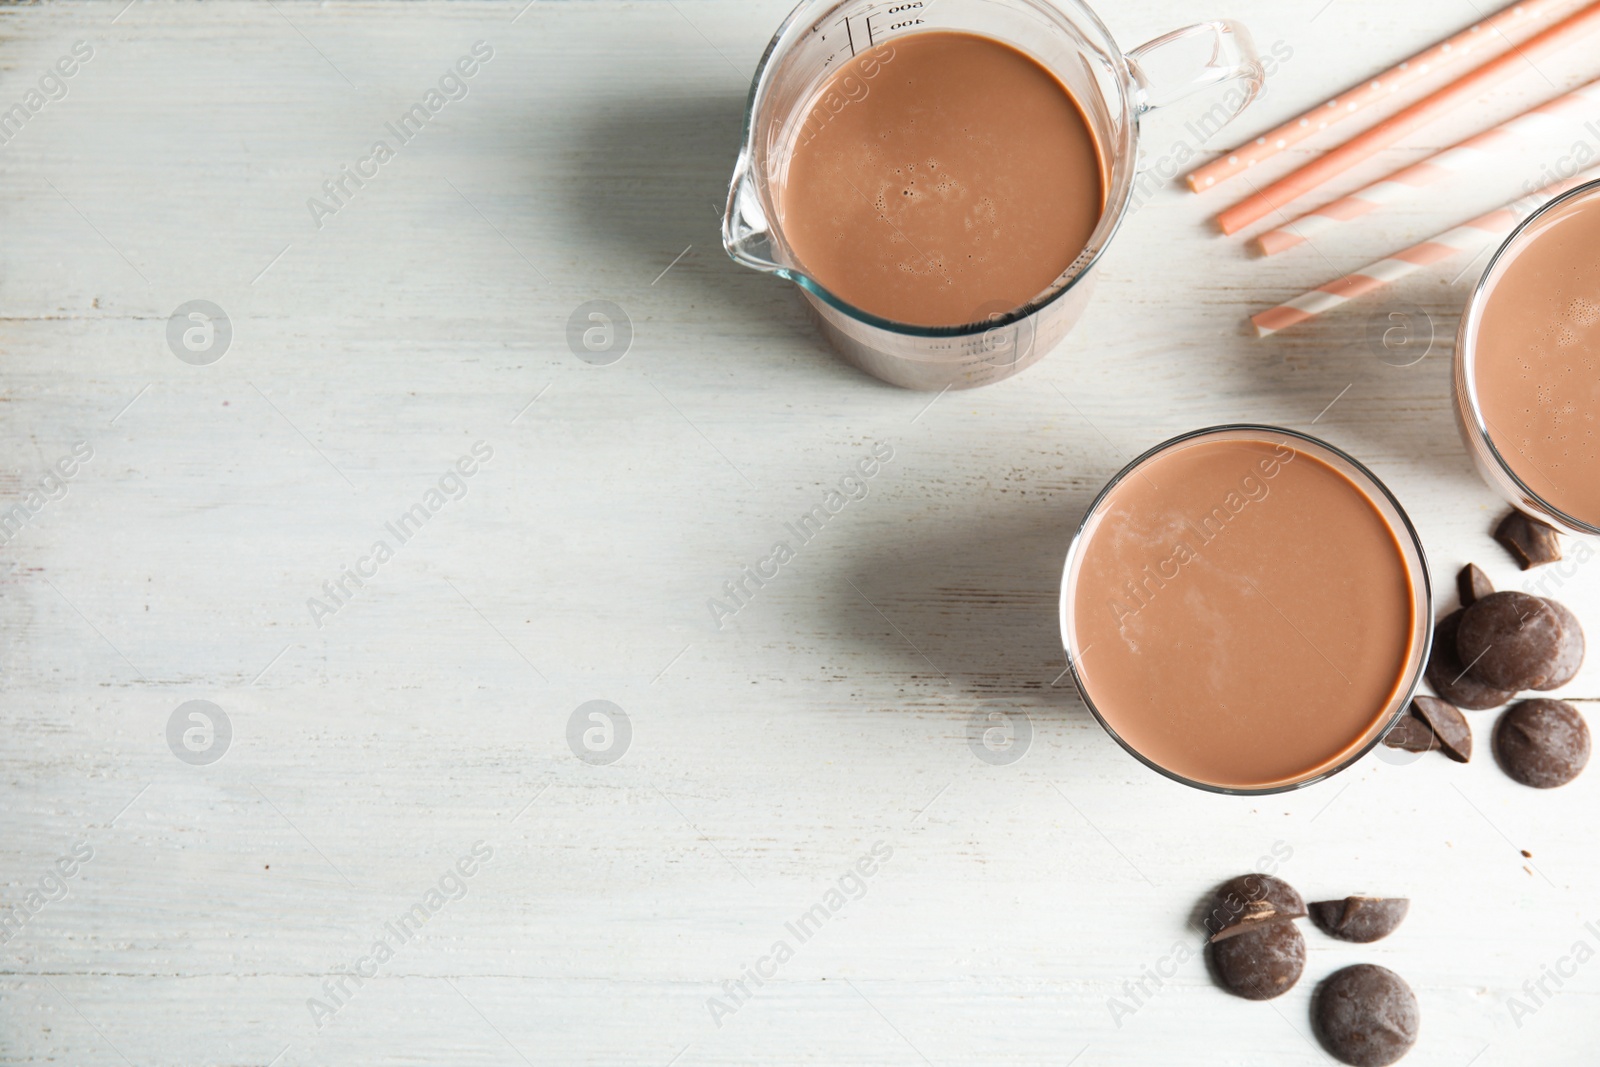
[1184, 0, 1574, 194]
[1218, 2, 1600, 236]
[1258, 78, 1600, 255]
[1250, 168, 1600, 337]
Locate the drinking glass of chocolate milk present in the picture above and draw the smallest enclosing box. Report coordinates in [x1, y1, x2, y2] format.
[1060, 427, 1433, 794]
[1456, 178, 1600, 535]
[723, 0, 1265, 390]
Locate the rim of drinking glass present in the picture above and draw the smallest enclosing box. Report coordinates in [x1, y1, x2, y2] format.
[725, 0, 1139, 340]
[1056, 424, 1434, 796]
[1456, 176, 1600, 536]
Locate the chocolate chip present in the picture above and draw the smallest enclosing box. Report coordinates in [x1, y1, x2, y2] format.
[1456, 563, 1494, 607]
[1494, 699, 1591, 788]
[1209, 920, 1305, 1000]
[1457, 591, 1565, 691]
[1531, 598, 1584, 691]
[1312, 964, 1420, 1066]
[1308, 897, 1410, 943]
[1425, 610, 1515, 711]
[1381, 714, 1438, 753]
[1495, 510, 1562, 570]
[1411, 696, 1471, 763]
[1206, 873, 1307, 941]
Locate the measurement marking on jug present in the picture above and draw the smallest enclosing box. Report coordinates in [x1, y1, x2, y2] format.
[862, 1, 925, 42]
[883, 1, 926, 32]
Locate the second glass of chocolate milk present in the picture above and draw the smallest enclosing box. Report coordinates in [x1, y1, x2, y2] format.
[1457, 178, 1600, 534]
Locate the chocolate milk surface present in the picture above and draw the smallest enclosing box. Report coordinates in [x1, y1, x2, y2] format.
[1070, 437, 1416, 790]
[1474, 188, 1600, 526]
[779, 31, 1105, 328]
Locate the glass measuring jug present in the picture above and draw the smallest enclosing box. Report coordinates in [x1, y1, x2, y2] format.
[723, 0, 1265, 390]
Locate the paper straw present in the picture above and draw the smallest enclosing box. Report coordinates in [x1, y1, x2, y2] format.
[1184, 0, 1575, 193]
[1250, 169, 1600, 337]
[1258, 79, 1600, 255]
[1217, 1, 1600, 236]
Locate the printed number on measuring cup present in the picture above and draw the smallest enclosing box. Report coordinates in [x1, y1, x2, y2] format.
[885, 3, 925, 30]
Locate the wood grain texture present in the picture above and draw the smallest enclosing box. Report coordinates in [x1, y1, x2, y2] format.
[1, 1, 1598, 1063]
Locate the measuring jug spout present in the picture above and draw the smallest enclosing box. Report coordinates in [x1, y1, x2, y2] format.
[722, 154, 785, 274]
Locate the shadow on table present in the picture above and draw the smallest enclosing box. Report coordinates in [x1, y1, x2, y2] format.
[821, 494, 1099, 719]
[1246, 295, 1486, 493]
[552, 93, 859, 376]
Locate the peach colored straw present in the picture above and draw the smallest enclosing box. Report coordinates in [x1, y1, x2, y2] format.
[1250, 168, 1600, 337]
[1258, 78, 1600, 255]
[1184, 0, 1575, 193]
[1218, 1, 1600, 236]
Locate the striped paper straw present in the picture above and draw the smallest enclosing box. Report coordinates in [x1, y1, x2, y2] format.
[1184, 0, 1576, 193]
[1259, 79, 1600, 255]
[1251, 168, 1600, 337]
[1218, 2, 1600, 236]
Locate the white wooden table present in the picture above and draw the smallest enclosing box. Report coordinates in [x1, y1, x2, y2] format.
[2, 1, 1598, 1063]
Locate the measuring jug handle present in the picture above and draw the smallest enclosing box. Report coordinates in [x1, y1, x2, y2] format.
[1125, 21, 1264, 169]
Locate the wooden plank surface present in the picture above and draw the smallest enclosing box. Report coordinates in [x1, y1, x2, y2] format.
[1, 0, 1598, 1063]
